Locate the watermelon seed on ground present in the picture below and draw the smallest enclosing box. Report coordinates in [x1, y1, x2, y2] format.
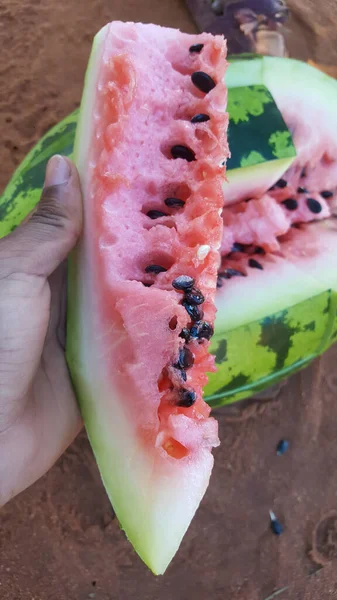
[269, 511, 284, 536]
[145, 265, 167, 274]
[306, 197, 322, 214]
[172, 275, 195, 291]
[248, 258, 263, 270]
[191, 71, 216, 94]
[320, 190, 334, 199]
[164, 197, 185, 208]
[178, 388, 197, 407]
[191, 113, 210, 123]
[184, 288, 205, 305]
[182, 301, 204, 322]
[146, 209, 169, 219]
[170, 145, 196, 162]
[281, 198, 298, 211]
[276, 439, 289, 456]
[189, 43, 204, 53]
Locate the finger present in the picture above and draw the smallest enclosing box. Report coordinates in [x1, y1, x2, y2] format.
[0, 155, 83, 279]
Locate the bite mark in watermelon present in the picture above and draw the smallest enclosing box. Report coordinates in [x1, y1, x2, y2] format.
[66, 22, 228, 574]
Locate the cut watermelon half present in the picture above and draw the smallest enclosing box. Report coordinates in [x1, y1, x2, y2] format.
[218, 56, 337, 318]
[66, 22, 228, 574]
[205, 56, 337, 404]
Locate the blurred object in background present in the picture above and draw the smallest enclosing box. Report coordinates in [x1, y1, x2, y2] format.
[308, 60, 337, 79]
[185, 0, 289, 56]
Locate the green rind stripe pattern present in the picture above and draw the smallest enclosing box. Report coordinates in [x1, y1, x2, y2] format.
[0, 110, 78, 238]
[227, 85, 296, 170]
[205, 290, 337, 407]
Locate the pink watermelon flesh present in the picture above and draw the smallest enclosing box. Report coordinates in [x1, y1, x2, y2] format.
[219, 185, 336, 284]
[67, 22, 228, 574]
[220, 58, 337, 279]
[218, 58, 337, 276]
[215, 217, 337, 334]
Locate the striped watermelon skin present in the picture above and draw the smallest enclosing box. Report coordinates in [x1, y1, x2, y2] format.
[0, 110, 77, 238]
[1, 108, 336, 408]
[206, 290, 337, 406]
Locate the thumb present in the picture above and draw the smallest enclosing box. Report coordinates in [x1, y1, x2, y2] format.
[0, 155, 83, 279]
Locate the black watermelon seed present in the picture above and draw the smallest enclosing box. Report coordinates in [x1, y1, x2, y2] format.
[270, 178, 288, 190]
[191, 71, 216, 94]
[172, 275, 195, 291]
[216, 277, 223, 288]
[306, 197, 322, 214]
[179, 327, 191, 342]
[218, 268, 246, 280]
[190, 324, 200, 338]
[231, 242, 246, 253]
[191, 113, 210, 123]
[269, 512, 284, 536]
[178, 388, 197, 407]
[145, 265, 167, 274]
[297, 186, 308, 194]
[174, 347, 194, 370]
[170, 145, 196, 162]
[320, 190, 334, 199]
[248, 258, 263, 270]
[182, 301, 204, 322]
[190, 321, 214, 340]
[184, 288, 205, 305]
[146, 210, 168, 219]
[281, 198, 298, 211]
[255, 246, 266, 255]
[164, 197, 185, 208]
[271, 520, 284, 535]
[142, 282, 152, 287]
[198, 321, 214, 340]
[301, 167, 307, 178]
[276, 439, 289, 456]
[231, 242, 245, 253]
[189, 43, 204, 53]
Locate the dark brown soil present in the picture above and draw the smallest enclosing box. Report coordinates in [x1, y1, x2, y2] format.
[1, 1, 337, 598]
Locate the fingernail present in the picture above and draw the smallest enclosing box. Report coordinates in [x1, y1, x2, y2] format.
[44, 155, 71, 187]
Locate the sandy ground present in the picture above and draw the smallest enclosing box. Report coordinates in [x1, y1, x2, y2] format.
[1, 1, 337, 598]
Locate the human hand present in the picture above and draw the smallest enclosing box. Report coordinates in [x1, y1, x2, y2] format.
[0, 155, 83, 506]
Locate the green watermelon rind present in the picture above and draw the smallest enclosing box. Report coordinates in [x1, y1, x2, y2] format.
[205, 289, 337, 406]
[226, 84, 296, 170]
[0, 111, 77, 237]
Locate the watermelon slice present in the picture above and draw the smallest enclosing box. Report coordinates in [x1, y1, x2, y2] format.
[205, 56, 337, 404]
[66, 22, 228, 574]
